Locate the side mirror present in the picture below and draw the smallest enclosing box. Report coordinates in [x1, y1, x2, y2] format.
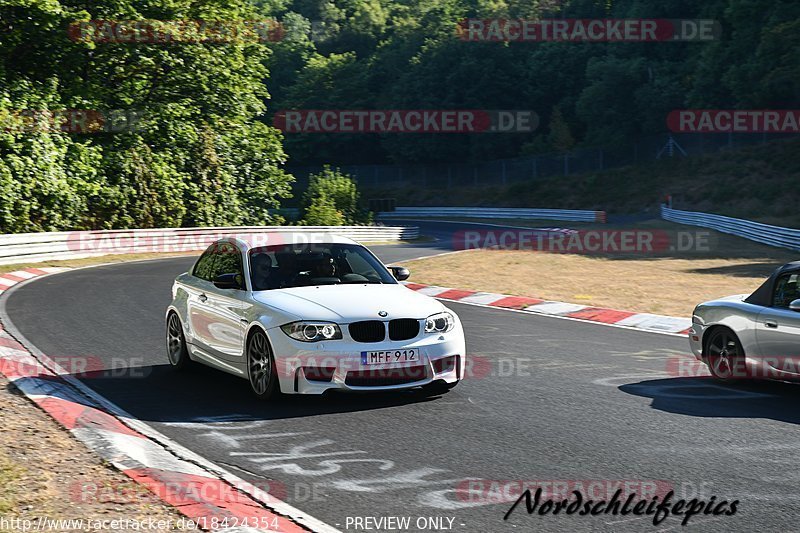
[790, 299, 800, 311]
[213, 273, 243, 290]
[388, 266, 410, 281]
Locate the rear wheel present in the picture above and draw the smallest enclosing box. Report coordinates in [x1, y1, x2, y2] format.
[166, 312, 192, 370]
[247, 329, 280, 400]
[705, 328, 747, 381]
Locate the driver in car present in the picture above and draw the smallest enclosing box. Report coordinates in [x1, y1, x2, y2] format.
[251, 253, 275, 290]
[314, 256, 337, 278]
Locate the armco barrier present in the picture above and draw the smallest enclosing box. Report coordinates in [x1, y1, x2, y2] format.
[0, 225, 419, 265]
[378, 207, 606, 223]
[661, 205, 800, 251]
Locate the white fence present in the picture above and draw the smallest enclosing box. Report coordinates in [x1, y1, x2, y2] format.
[0, 225, 419, 265]
[661, 205, 800, 251]
[378, 206, 606, 223]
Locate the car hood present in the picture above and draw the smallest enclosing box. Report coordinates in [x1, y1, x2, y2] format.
[252, 283, 446, 323]
[697, 293, 750, 310]
[708, 294, 749, 304]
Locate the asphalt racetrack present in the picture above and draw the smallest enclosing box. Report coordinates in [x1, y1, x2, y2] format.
[7, 224, 800, 532]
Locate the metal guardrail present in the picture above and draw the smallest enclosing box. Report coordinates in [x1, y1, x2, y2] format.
[0, 225, 419, 265]
[661, 205, 800, 251]
[378, 206, 606, 223]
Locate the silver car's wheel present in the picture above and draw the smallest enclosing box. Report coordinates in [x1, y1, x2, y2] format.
[166, 312, 191, 370]
[705, 329, 746, 381]
[247, 329, 279, 400]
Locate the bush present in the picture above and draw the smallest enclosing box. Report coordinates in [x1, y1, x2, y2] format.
[300, 166, 372, 225]
[301, 191, 346, 226]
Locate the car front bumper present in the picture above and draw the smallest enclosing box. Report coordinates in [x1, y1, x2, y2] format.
[266, 326, 466, 394]
[688, 323, 706, 360]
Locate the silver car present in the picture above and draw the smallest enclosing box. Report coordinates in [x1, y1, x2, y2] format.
[690, 261, 800, 381]
[165, 234, 466, 400]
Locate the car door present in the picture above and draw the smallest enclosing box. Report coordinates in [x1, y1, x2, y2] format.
[186, 244, 220, 355]
[200, 242, 250, 363]
[755, 272, 800, 372]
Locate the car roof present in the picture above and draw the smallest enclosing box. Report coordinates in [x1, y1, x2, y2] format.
[745, 260, 800, 306]
[213, 233, 360, 251]
[776, 260, 800, 274]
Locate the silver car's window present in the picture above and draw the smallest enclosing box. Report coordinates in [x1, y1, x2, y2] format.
[192, 245, 217, 281]
[249, 243, 396, 290]
[212, 243, 244, 280]
[772, 273, 800, 308]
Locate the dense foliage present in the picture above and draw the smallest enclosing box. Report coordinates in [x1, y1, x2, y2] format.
[300, 166, 372, 225]
[0, 0, 293, 232]
[256, 0, 800, 165]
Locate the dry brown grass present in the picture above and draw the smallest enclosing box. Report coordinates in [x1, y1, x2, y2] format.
[402, 226, 799, 317]
[0, 376, 193, 531]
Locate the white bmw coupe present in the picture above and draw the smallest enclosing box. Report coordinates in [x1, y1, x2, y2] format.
[166, 235, 465, 399]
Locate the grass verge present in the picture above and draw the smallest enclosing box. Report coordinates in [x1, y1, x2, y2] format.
[0, 375, 192, 530]
[400, 222, 797, 317]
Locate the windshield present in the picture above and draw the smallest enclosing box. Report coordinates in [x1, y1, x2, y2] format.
[249, 243, 396, 291]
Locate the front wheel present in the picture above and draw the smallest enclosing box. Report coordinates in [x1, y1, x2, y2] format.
[705, 328, 747, 381]
[247, 329, 280, 400]
[166, 312, 192, 370]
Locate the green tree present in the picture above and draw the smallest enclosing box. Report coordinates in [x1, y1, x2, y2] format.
[300, 166, 371, 224]
[0, 0, 293, 232]
[301, 191, 345, 225]
[547, 107, 575, 153]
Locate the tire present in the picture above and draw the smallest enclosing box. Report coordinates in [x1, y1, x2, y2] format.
[423, 379, 459, 395]
[704, 328, 747, 381]
[246, 329, 281, 400]
[166, 312, 192, 370]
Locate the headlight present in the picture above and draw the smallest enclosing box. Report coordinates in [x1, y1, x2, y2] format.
[281, 321, 342, 342]
[425, 312, 455, 333]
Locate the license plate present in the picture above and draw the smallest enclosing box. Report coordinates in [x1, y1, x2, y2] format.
[361, 349, 419, 365]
